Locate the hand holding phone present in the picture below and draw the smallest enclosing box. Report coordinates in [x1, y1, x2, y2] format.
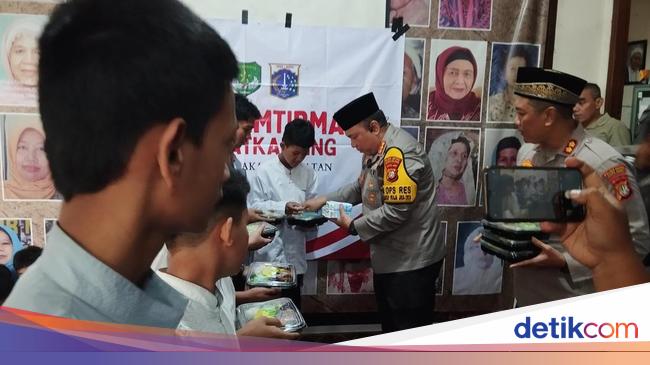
[483, 167, 585, 222]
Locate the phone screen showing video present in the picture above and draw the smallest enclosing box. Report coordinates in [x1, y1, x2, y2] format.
[484, 167, 584, 222]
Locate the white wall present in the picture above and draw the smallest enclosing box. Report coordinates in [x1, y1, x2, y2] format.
[553, 0, 613, 100]
[629, 0, 650, 69]
[180, 0, 386, 28]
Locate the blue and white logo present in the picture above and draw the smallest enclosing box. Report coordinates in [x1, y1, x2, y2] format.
[269, 63, 300, 99]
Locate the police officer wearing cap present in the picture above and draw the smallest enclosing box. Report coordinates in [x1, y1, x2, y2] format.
[510, 67, 650, 306]
[303, 92, 445, 333]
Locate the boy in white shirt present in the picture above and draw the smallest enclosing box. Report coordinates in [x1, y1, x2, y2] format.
[156, 170, 298, 340]
[248, 119, 318, 308]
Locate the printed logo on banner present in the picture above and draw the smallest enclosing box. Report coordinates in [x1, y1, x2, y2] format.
[233, 62, 262, 96]
[269, 63, 300, 99]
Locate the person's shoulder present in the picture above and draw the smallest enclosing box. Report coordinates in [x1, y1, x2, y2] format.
[3, 266, 73, 316]
[602, 113, 623, 125]
[390, 126, 422, 154]
[517, 143, 536, 162]
[581, 135, 622, 161]
[253, 158, 277, 174]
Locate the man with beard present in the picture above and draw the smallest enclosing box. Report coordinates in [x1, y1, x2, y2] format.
[509, 67, 650, 306]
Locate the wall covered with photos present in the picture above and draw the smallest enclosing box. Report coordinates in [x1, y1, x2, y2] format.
[0, 2, 54, 258]
[0, 0, 554, 319]
[385, 0, 552, 315]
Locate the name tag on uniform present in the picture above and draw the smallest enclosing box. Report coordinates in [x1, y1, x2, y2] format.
[382, 147, 417, 203]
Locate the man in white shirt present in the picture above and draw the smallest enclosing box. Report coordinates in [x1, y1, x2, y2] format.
[157, 169, 298, 340]
[248, 119, 318, 308]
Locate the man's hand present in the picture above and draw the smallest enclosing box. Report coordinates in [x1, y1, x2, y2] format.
[541, 157, 634, 270]
[330, 205, 353, 231]
[236, 287, 281, 305]
[248, 223, 273, 251]
[285, 202, 304, 215]
[302, 196, 327, 212]
[248, 209, 275, 223]
[509, 237, 567, 269]
[237, 317, 300, 340]
[535, 157, 649, 291]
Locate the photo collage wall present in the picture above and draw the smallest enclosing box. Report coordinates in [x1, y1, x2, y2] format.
[393, 0, 550, 313]
[0, 0, 553, 316]
[0, 10, 59, 273]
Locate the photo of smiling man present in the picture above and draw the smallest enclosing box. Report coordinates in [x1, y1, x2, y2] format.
[426, 39, 487, 122]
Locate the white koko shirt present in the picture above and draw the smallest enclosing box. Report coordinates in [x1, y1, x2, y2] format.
[248, 157, 318, 274]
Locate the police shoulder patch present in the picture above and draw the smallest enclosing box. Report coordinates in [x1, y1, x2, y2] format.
[382, 147, 417, 203]
[602, 163, 632, 201]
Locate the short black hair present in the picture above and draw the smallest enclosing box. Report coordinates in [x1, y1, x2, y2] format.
[0, 265, 14, 303]
[12, 246, 43, 273]
[214, 168, 250, 224]
[583, 83, 602, 99]
[39, 0, 238, 201]
[235, 93, 262, 122]
[528, 98, 574, 120]
[282, 119, 316, 149]
[167, 168, 250, 249]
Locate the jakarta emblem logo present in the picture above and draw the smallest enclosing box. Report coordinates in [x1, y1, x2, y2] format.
[269, 63, 300, 99]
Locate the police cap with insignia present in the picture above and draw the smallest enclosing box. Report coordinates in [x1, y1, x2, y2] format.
[514, 67, 587, 106]
[333, 92, 380, 131]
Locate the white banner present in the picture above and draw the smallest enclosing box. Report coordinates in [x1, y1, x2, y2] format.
[209, 20, 404, 259]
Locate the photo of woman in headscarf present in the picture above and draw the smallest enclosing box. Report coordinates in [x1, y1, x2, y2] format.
[426, 127, 481, 206]
[488, 43, 540, 122]
[427, 41, 487, 122]
[0, 15, 47, 107]
[452, 222, 503, 295]
[2, 114, 61, 200]
[402, 38, 424, 120]
[438, 0, 492, 31]
[0, 224, 24, 273]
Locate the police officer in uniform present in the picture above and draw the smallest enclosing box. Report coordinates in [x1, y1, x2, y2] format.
[304, 92, 445, 333]
[509, 67, 650, 306]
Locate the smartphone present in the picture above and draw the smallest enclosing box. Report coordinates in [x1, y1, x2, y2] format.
[483, 167, 585, 222]
[480, 239, 540, 263]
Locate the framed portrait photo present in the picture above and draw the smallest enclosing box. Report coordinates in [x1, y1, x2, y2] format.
[626, 40, 647, 84]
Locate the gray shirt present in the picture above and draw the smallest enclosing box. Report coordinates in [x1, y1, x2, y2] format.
[326, 124, 445, 274]
[4, 224, 188, 328]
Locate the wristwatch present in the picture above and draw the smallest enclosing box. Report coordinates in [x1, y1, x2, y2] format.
[348, 220, 358, 236]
